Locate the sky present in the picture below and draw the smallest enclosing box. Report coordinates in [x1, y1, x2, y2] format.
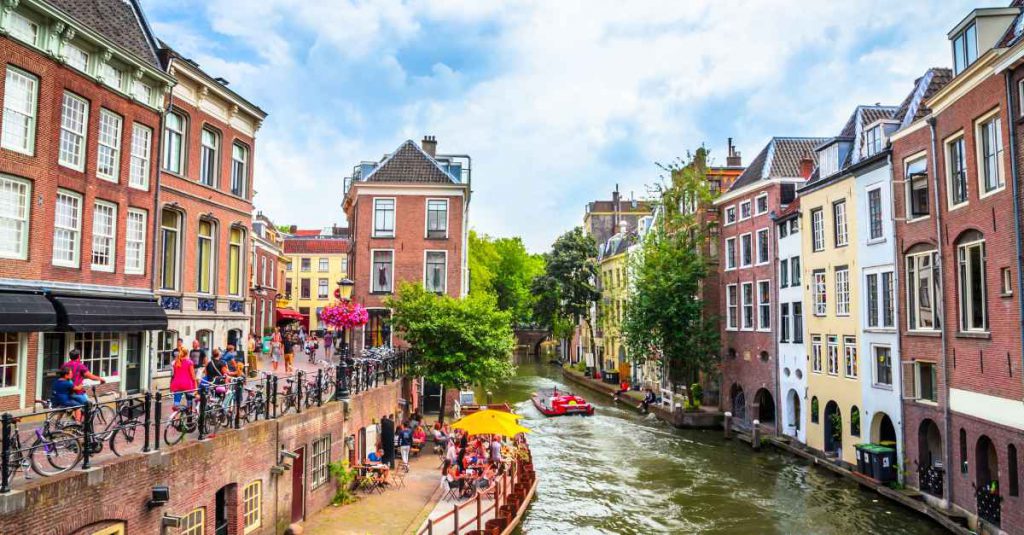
[142, 0, 1001, 252]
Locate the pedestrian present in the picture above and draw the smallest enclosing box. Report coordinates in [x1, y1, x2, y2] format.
[271, 339, 282, 372]
[188, 340, 206, 368]
[398, 422, 413, 467]
[490, 435, 502, 464]
[170, 344, 197, 409]
[324, 331, 333, 352]
[284, 336, 296, 373]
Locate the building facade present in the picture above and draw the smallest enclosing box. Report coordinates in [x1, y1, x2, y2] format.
[281, 230, 350, 332]
[597, 228, 635, 379]
[775, 201, 805, 443]
[250, 212, 286, 336]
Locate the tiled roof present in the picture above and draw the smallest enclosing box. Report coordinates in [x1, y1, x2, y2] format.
[292, 230, 322, 237]
[894, 68, 953, 128]
[44, 0, 161, 68]
[860, 106, 897, 127]
[283, 238, 350, 255]
[729, 137, 829, 191]
[775, 196, 801, 221]
[363, 141, 458, 184]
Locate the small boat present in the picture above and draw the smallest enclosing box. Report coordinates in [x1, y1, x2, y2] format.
[532, 388, 595, 416]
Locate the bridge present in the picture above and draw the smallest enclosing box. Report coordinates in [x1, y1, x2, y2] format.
[514, 328, 553, 359]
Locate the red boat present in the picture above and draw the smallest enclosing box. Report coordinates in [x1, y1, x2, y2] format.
[532, 389, 595, 416]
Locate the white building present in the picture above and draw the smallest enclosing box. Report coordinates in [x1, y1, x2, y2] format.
[775, 204, 806, 443]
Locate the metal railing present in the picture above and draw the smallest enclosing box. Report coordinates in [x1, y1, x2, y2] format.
[0, 349, 413, 493]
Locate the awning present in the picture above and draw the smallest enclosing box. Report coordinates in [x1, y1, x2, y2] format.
[0, 292, 57, 332]
[51, 296, 168, 332]
[276, 308, 304, 322]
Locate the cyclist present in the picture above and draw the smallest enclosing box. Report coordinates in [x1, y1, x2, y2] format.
[49, 366, 78, 408]
[63, 348, 106, 406]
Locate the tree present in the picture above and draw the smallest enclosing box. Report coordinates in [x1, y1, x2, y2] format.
[621, 148, 720, 405]
[469, 231, 545, 325]
[387, 282, 516, 422]
[532, 227, 600, 363]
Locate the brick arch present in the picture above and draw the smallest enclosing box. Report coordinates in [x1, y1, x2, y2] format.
[901, 240, 938, 255]
[50, 499, 137, 535]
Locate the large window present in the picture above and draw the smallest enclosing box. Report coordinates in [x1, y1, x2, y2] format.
[160, 209, 180, 290]
[101, 62, 123, 90]
[952, 22, 977, 76]
[791, 257, 801, 286]
[726, 284, 738, 330]
[757, 280, 770, 331]
[64, 42, 89, 72]
[780, 258, 789, 288]
[373, 198, 395, 237]
[300, 278, 311, 299]
[0, 333, 21, 390]
[882, 271, 894, 328]
[231, 142, 248, 197]
[310, 435, 331, 489]
[868, 188, 883, 240]
[318, 257, 329, 272]
[228, 228, 243, 296]
[947, 136, 967, 206]
[907, 249, 939, 331]
[180, 508, 205, 535]
[300, 258, 311, 272]
[756, 228, 769, 265]
[906, 156, 929, 218]
[866, 273, 879, 328]
[724, 206, 736, 225]
[813, 270, 826, 316]
[425, 251, 447, 294]
[97, 110, 122, 181]
[90, 201, 116, 271]
[243, 481, 262, 533]
[811, 208, 824, 251]
[162, 111, 185, 174]
[426, 199, 448, 238]
[977, 113, 1004, 195]
[779, 303, 790, 342]
[0, 175, 30, 259]
[826, 335, 839, 375]
[317, 278, 329, 299]
[832, 200, 848, 247]
[793, 303, 803, 343]
[200, 128, 219, 187]
[129, 123, 152, 189]
[7, 11, 38, 45]
[864, 125, 883, 157]
[59, 92, 88, 170]
[865, 271, 895, 329]
[156, 330, 177, 371]
[197, 220, 215, 294]
[874, 345, 892, 387]
[372, 250, 394, 293]
[843, 335, 857, 378]
[75, 332, 119, 378]
[739, 233, 752, 267]
[724, 237, 736, 270]
[957, 233, 987, 332]
[52, 190, 81, 267]
[2, 67, 37, 155]
[740, 282, 754, 330]
[835, 267, 849, 316]
[811, 335, 822, 373]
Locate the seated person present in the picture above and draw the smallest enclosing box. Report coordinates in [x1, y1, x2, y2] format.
[412, 425, 426, 446]
[641, 389, 657, 412]
[367, 448, 390, 480]
[50, 367, 79, 408]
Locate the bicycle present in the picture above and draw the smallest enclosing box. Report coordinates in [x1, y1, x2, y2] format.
[239, 383, 267, 423]
[1, 411, 84, 487]
[163, 393, 198, 446]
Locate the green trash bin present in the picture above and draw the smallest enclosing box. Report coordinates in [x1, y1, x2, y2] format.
[870, 444, 897, 483]
[854, 444, 869, 475]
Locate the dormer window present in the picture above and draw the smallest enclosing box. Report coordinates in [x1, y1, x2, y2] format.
[864, 126, 883, 158]
[952, 22, 978, 76]
[818, 144, 839, 177]
[101, 63, 124, 91]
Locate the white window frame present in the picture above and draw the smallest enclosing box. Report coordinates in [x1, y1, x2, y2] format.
[740, 281, 754, 331]
[872, 344, 893, 388]
[724, 205, 737, 226]
[75, 332, 121, 380]
[811, 208, 824, 251]
[425, 198, 449, 239]
[725, 284, 738, 330]
[317, 278, 329, 299]
[833, 199, 848, 247]
[755, 228, 770, 265]
[318, 257, 329, 272]
[310, 435, 331, 489]
[739, 233, 752, 268]
[125, 208, 146, 275]
[813, 270, 827, 316]
[63, 41, 90, 72]
[0, 174, 31, 260]
[132, 80, 152, 105]
[975, 109, 1005, 198]
[843, 335, 857, 378]
[835, 267, 850, 316]
[129, 123, 152, 189]
[756, 279, 771, 331]
[7, 11, 38, 46]
[424, 250, 448, 294]
[163, 111, 185, 174]
[96, 109, 122, 182]
[243, 480, 262, 534]
[739, 200, 752, 221]
[754, 193, 768, 215]
[58, 92, 89, 171]
[811, 335, 823, 373]
[915, 361, 938, 403]
[866, 186, 884, 241]
[231, 142, 249, 197]
[199, 127, 219, 187]
[957, 237, 988, 333]
[864, 125, 883, 157]
[724, 237, 736, 270]
[945, 132, 968, 208]
[52, 189, 82, 267]
[373, 198, 396, 238]
[90, 200, 117, 272]
[906, 250, 940, 332]
[100, 62, 124, 91]
[2, 66, 38, 155]
[370, 249, 395, 294]
[826, 335, 839, 376]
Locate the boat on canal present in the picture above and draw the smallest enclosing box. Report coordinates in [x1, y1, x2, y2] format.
[531, 388, 595, 416]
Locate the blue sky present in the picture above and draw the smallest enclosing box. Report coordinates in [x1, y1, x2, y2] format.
[142, 0, 1000, 252]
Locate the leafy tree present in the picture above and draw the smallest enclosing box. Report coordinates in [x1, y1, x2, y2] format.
[387, 282, 516, 421]
[469, 231, 545, 325]
[532, 227, 600, 363]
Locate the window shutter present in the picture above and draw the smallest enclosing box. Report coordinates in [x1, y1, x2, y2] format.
[901, 361, 918, 400]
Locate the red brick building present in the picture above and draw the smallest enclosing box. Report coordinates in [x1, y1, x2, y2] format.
[713, 137, 824, 429]
[250, 212, 286, 336]
[153, 46, 266, 381]
[0, 0, 174, 408]
[892, 7, 1023, 530]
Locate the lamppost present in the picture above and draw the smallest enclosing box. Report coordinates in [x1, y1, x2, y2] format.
[335, 277, 355, 399]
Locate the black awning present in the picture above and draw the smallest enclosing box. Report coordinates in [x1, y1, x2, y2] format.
[52, 296, 168, 332]
[0, 293, 57, 332]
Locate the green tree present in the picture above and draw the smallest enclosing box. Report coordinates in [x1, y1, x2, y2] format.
[469, 231, 545, 325]
[531, 227, 600, 362]
[387, 282, 516, 422]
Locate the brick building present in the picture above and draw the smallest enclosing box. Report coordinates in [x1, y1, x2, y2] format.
[153, 45, 266, 380]
[280, 229, 351, 332]
[0, 0, 174, 408]
[250, 212, 287, 336]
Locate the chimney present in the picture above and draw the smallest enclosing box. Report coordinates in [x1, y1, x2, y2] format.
[612, 184, 621, 231]
[726, 138, 742, 167]
[422, 135, 437, 157]
[289, 225, 297, 234]
[799, 156, 814, 179]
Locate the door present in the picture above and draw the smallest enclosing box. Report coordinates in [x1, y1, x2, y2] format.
[214, 485, 229, 535]
[40, 334, 66, 400]
[422, 381, 443, 414]
[124, 333, 142, 394]
[290, 446, 305, 523]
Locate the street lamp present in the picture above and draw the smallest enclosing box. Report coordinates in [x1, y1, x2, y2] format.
[335, 277, 355, 400]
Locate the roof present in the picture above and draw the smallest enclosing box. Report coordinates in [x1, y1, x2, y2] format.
[805, 105, 897, 188]
[587, 200, 654, 213]
[44, 0, 161, 69]
[599, 232, 637, 260]
[283, 238, 351, 255]
[775, 197, 801, 222]
[362, 140, 459, 184]
[158, 43, 268, 118]
[894, 68, 953, 128]
[729, 137, 829, 191]
[999, 3, 1024, 47]
[292, 229, 322, 237]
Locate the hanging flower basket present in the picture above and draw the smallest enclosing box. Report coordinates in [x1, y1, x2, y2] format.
[319, 301, 369, 329]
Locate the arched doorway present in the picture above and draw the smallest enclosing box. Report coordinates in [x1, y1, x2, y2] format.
[754, 388, 775, 425]
[871, 412, 897, 445]
[730, 384, 746, 422]
[975, 435, 1000, 527]
[823, 401, 841, 456]
[917, 419, 944, 497]
[786, 389, 801, 435]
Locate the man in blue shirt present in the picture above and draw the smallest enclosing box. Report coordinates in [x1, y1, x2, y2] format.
[50, 366, 77, 408]
[398, 423, 414, 467]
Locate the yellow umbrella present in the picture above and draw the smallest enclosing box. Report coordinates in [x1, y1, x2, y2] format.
[452, 409, 532, 437]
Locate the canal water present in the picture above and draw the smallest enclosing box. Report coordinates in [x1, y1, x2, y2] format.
[485, 362, 944, 535]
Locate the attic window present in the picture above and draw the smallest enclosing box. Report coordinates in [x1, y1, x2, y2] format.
[818, 144, 839, 177]
[864, 126, 883, 157]
[952, 22, 977, 76]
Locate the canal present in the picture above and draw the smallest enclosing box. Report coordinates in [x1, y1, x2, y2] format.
[483, 362, 944, 535]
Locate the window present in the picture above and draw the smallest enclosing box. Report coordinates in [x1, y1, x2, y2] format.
[59, 92, 88, 170]
[756, 228, 769, 265]
[52, 190, 81, 267]
[96, 110, 122, 180]
[957, 235, 987, 332]
[811, 208, 824, 251]
[791, 257, 801, 286]
[832, 200, 847, 247]
[160, 209, 180, 290]
[228, 228, 243, 296]
[739, 200, 751, 220]
[318, 258, 329, 272]
[811, 335, 823, 373]
[231, 142, 249, 197]
[865, 270, 894, 329]
[907, 250, 939, 331]
[425, 251, 447, 294]
[260, 257, 267, 287]
[755, 194, 768, 215]
[843, 335, 857, 378]
[947, 136, 967, 206]
[874, 345, 892, 387]
[813, 270, 826, 316]
[156, 330, 177, 371]
[726, 284, 738, 330]
[819, 144, 839, 177]
[0, 175, 30, 259]
[2, 67, 37, 154]
[790, 218, 799, 234]
[866, 273, 878, 328]
[100, 62, 123, 90]
[835, 267, 849, 316]
[826, 335, 839, 375]
[7, 11, 38, 45]
[740, 233, 752, 267]
[285, 279, 293, 298]
[373, 198, 395, 237]
[91, 201, 116, 271]
[864, 126, 882, 157]
[780, 259, 789, 288]
[372, 250, 394, 293]
[243, 480, 262, 533]
[300, 279, 311, 299]
[906, 156, 929, 218]
[200, 128, 219, 187]
[197, 220, 214, 294]
[129, 123, 151, 188]
[779, 303, 790, 342]
[977, 113, 1004, 195]
[1002, 267, 1013, 296]
[740, 282, 754, 330]
[64, 42, 89, 71]
[793, 303, 803, 343]
[1009, 444, 1019, 497]
[310, 435, 331, 489]
[811, 396, 819, 424]
[724, 206, 736, 225]
[341, 255, 349, 275]
[779, 221, 789, 238]
[959, 429, 968, 474]
[426, 199, 448, 238]
[0, 333, 21, 390]
[301, 258, 311, 272]
[868, 188, 883, 240]
[75, 332, 119, 378]
[952, 22, 977, 76]
[757, 280, 770, 331]
[882, 271, 894, 328]
[132, 80, 152, 104]
[180, 508, 205, 535]
[850, 406, 861, 437]
[916, 362, 937, 402]
[317, 278, 329, 299]
[724, 237, 736, 270]
[162, 111, 185, 174]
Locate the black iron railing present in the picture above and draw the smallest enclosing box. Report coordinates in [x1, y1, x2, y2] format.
[918, 465, 944, 498]
[976, 485, 1001, 527]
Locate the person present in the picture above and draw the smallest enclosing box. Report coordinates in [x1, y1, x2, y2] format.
[223, 344, 238, 365]
[188, 340, 206, 370]
[201, 348, 228, 394]
[490, 435, 502, 464]
[409, 413, 421, 431]
[62, 348, 106, 406]
[304, 337, 317, 363]
[170, 344, 197, 409]
[270, 338, 282, 372]
[412, 425, 426, 449]
[443, 438, 458, 474]
[641, 389, 656, 413]
[398, 423, 413, 466]
[324, 331, 333, 352]
[367, 447, 390, 480]
[49, 366, 77, 408]
[284, 336, 296, 373]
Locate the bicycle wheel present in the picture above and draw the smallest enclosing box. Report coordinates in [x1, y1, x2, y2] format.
[92, 404, 116, 434]
[108, 422, 140, 457]
[163, 411, 188, 446]
[29, 430, 82, 476]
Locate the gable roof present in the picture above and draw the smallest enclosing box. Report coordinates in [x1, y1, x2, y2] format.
[894, 68, 953, 128]
[728, 137, 829, 192]
[283, 238, 350, 255]
[362, 140, 460, 184]
[43, 0, 161, 69]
